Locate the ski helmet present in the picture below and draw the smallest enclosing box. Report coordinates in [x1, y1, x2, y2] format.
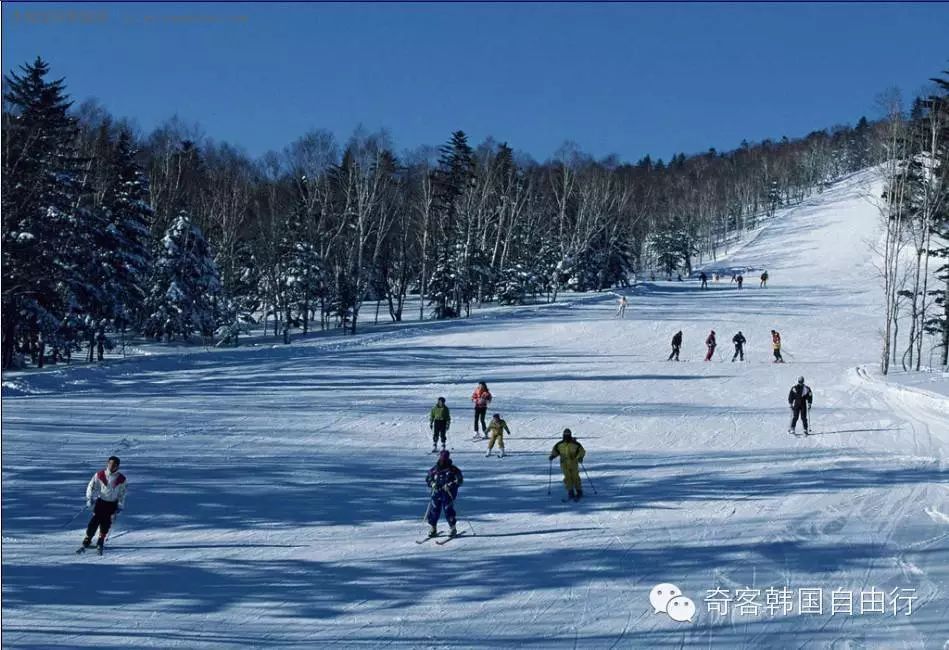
[493, 413, 501, 419]
[562, 428, 573, 440]
[797, 376, 805, 385]
[438, 450, 451, 463]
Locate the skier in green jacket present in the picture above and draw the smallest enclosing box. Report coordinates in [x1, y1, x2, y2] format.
[429, 397, 451, 452]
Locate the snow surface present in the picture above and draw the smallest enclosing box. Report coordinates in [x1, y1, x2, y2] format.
[2, 169, 948, 648]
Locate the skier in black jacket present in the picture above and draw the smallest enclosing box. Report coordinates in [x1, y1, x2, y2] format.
[731, 331, 746, 362]
[788, 376, 813, 435]
[668, 331, 683, 361]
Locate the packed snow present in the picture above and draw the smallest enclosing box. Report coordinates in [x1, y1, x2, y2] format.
[2, 169, 947, 648]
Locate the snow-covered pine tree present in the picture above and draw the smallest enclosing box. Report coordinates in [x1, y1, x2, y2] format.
[427, 247, 459, 319]
[142, 212, 222, 341]
[101, 129, 154, 335]
[1, 57, 96, 368]
[427, 131, 475, 318]
[216, 242, 260, 346]
[283, 241, 324, 338]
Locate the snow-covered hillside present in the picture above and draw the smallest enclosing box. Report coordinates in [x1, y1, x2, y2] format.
[2, 169, 947, 648]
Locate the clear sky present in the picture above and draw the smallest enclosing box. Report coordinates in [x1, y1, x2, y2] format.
[3, 2, 948, 163]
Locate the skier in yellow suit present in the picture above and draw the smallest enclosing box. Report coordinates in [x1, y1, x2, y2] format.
[549, 429, 586, 501]
[485, 413, 511, 458]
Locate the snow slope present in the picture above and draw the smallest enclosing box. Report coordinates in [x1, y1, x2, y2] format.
[2, 169, 947, 649]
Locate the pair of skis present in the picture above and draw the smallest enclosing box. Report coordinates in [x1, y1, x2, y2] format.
[76, 544, 104, 556]
[416, 531, 467, 545]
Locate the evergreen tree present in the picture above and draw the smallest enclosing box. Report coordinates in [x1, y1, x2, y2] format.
[1, 58, 93, 367]
[142, 212, 222, 341]
[101, 129, 154, 332]
[649, 222, 694, 278]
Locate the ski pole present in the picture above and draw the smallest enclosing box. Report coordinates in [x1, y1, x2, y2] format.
[579, 462, 598, 495]
[64, 504, 88, 528]
[422, 486, 436, 524]
[547, 458, 553, 495]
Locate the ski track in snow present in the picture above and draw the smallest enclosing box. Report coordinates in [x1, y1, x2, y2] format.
[2, 169, 948, 648]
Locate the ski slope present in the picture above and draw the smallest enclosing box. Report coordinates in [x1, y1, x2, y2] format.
[2, 169, 947, 648]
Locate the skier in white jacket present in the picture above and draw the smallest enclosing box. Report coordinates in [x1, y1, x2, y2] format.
[82, 456, 127, 551]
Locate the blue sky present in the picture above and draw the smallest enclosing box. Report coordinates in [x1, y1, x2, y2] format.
[3, 2, 948, 163]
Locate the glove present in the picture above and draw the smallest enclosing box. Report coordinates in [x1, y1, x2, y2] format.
[86, 500, 93, 510]
[549, 455, 556, 461]
[429, 422, 434, 430]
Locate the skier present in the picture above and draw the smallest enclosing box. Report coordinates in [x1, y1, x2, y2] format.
[471, 382, 492, 438]
[668, 330, 683, 361]
[425, 450, 464, 538]
[485, 413, 511, 457]
[705, 330, 717, 361]
[731, 331, 746, 362]
[616, 295, 628, 318]
[700, 272, 708, 289]
[429, 396, 451, 452]
[760, 270, 769, 287]
[771, 330, 784, 363]
[736, 274, 744, 290]
[549, 429, 586, 501]
[788, 376, 813, 435]
[81, 456, 127, 553]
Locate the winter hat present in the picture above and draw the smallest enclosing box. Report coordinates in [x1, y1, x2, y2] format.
[797, 376, 805, 385]
[493, 413, 501, 419]
[437, 396, 446, 403]
[438, 450, 451, 464]
[562, 428, 573, 440]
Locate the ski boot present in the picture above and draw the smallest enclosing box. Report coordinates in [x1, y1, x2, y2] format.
[567, 489, 576, 501]
[432, 443, 438, 453]
[449, 526, 458, 537]
[575, 489, 583, 500]
[82, 536, 92, 548]
[485, 450, 492, 457]
[428, 525, 438, 538]
[499, 449, 505, 458]
[96, 537, 105, 555]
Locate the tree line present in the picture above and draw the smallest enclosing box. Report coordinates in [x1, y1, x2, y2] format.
[3, 56, 943, 372]
[876, 72, 949, 373]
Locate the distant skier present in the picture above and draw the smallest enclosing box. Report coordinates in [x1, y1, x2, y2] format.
[788, 376, 813, 435]
[429, 397, 451, 452]
[760, 271, 769, 287]
[731, 331, 746, 362]
[425, 450, 464, 538]
[771, 330, 784, 363]
[705, 330, 717, 361]
[81, 456, 127, 553]
[485, 413, 511, 457]
[549, 429, 586, 501]
[616, 295, 628, 318]
[471, 382, 492, 438]
[700, 272, 708, 289]
[736, 274, 744, 290]
[668, 330, 683, 361]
